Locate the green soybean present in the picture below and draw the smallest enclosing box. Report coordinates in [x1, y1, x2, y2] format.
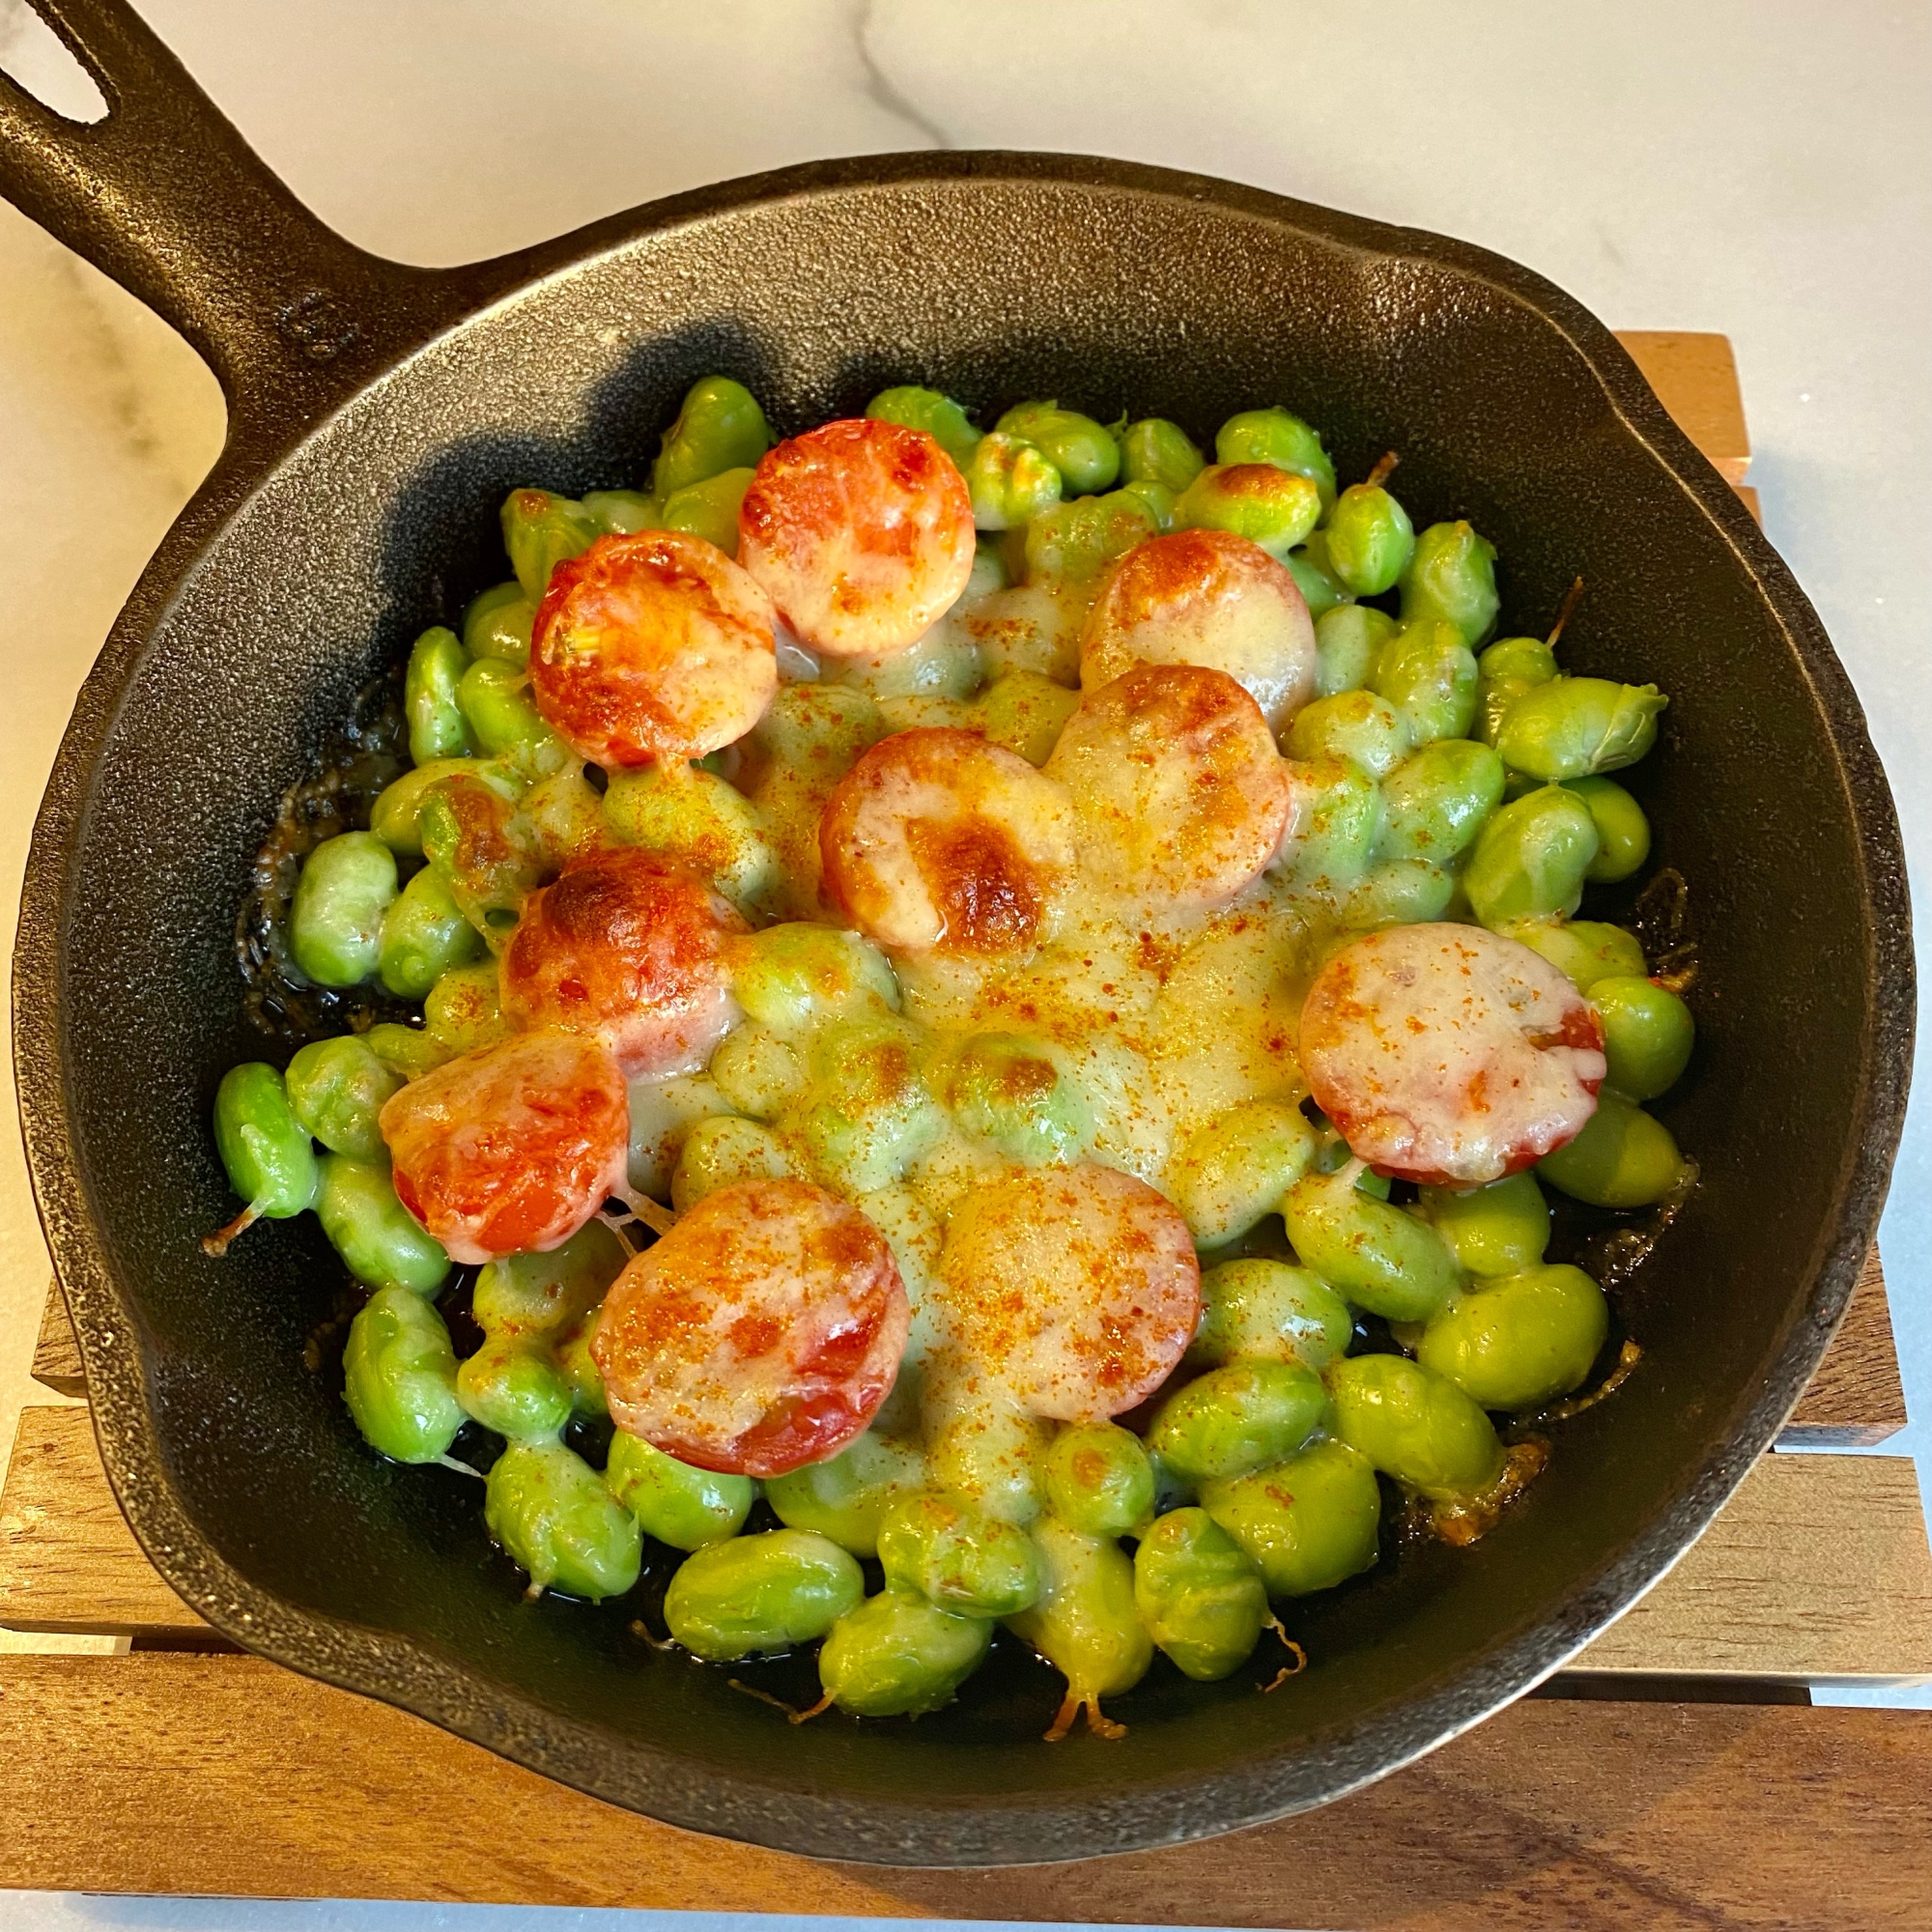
[1399, 521, 1499, 647]
[457, 659, 570, 782]
[1119, 417, 1205, 495]
[1007, 1517, 1152, 1725]
[605, 1431, 755, 1549]
[486, 1438, 641, 1601]
[363, 1023, 451, 1081]
[1214, 408, 1336, 511]
[1505, 917, 1647, 991]
[1041, 1424, 1155, 1539]
[1417, 1264, 1609, 1410]
[1133, 1508, 1269, 1681]
[462, 581, 535, 668]
[1283, 1164, 1462, 1322]
[965, 432, 1063, 530]
[1169, 1100, 1318, 1247]
[1463, 785, 1600, 928]
[582, 489, 661, 536]
[419, 772, 542, 936]
[284, 1035, 403, 1164]
[1496, 677, 1668, 781]
[1285, 533, 1351, 618]
[726, 922, 899, 1031]
[473, 1220, 626, 1338]
[924, 1403, 1050, 1524]
[867, 384, 981, 469]
[994, 401, 1121, 495]
[1314, 604, 1398, 699]
[764, 1431, 926, 1557]
[342, 1286, 464, 1465]
[211, 1063, 318, 1225]
[1565, 775, 1652, 882]
[406, 626, 476, 765]
[670, 1116, 793, 1211]
[819, 1588, 993, 1718]
[877, 1492, 1042, 1617]
[1200, 1438, 1382, 1596]
[1175, 463, 1321, 559]
[424, 958, 510, 1056]
[1022, 489, 1160, 586]
[1334, 856, 1457, 928]
[708, 1026, 807, 1122]
[652, 375, 772, 498]
[457, 1337, 574, 1440]
[662, 466, 755, 557]
[1419, 1171, 1550, 1278]
[781, 1017, 947, 1194]
[1476, 634, 1559, 748]
[1285, 690, 1410, 780]
[500, 488, 600, 601]
[1119, 478, 1177, 531]
[1325, 482, 1414, 596]
[1189, 1260, 1354, 1372]
[378, 865, 484, 1001]
[947, 1033, 1092, 1164]
[1376, 738, 1505, 865]
[290, 832, 398, 988]
[1324, 1353, 1504, 1499]
[1592, 974, 1694, 1099]
[603, 762, 777, 912]
[1372, 619, 1479, 747]
[369, 759, 484, 861]
[1537, 1091, 1689, 1208]
[664, 1528, 865, 1661]
[972, 669, 1082, 767]
[1150, 1359, 1328, 1486]
[315, 1153, 451, 1297]
[1280, 756, 1381, 889]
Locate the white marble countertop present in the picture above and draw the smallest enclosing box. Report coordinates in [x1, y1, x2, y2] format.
[0, 0, 1927, 1923]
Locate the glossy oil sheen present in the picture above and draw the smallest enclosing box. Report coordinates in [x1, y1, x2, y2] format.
[1, 10, 1912, 1869]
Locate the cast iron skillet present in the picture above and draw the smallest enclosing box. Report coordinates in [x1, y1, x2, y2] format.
[2, 0, 1913, 1868]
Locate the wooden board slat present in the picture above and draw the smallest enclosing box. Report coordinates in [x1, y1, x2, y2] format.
[8, 1405, 1931, 1682]
[28, 1279, 84, 1399]
[1787, 1246, 1910, 1445]
[0, 1652, 1927, 1928]
[1613, 329, 1753, 484]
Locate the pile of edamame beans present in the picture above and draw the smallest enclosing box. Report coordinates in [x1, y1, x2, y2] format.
[208, 373, 1696, 1739]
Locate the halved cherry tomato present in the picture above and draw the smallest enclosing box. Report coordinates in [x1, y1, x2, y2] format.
[593, 1178, 909, 1477]
[1299, 922, 1607, 1186]
[738, 419, 974, 658]
[380, 1029, 629, 1264]
[529, 529, 777, 767]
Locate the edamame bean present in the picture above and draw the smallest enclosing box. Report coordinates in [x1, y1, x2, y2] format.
[924, 1400, 1050, 1524]
[1200, 1438, 1381, 1595]
[1314, 605, 1398, 699]
[378, 865, 484, 1000]
[605, 1430, 754, 1549]
[1463, 785, 1600, 928]
[582, 489, 661, 535]
[1133, 1507, 1269, 1680]
[1285, 691, 1410, 780]
[708, 1026, 806, 1120]
[1324, 481, 1415, 596]
[419, 770, 543, 936]
[1376, 739, 1506, 865]
[1324, 1353, 1504, 1499]
[1284, 1164, 1462, 1322]
[652, 375, 772, 498]
[363, 1023, 451, 1081]
[972, 669, 1081, 766]
[1007, 1517, 1152, 1733]
[521, 767, 610, 872]
[965, 432, 1063, 530]
[726, 923, 899, 1030]
[1334, 855, 1457, 927]
[670, 1116, 794, 1210]
[603, 763, 778, 912]
[1022, 489, 1160, 586]
[753, 683, 891, 779]
[1119, 480, 1176, 531]
[664, 1527, 865, 1660]
[781, 1018, 946, 1193]
[1419, 1171, 1550, 1277]
[764, 1431, 926, 1557]
[211, 1063, 318, 1226]
[819, 1587, 993, 1717]
[1118, 417, 1205, 495]
[1417, 1264, 1609, 1410]
[1280, 756, 1381, 889]
[406, 626, 476, 765]
[1504, 916, 1647, 991]
[1399, 522, 1499, 647]
[290, 832, 398, 987]
[457, 660, 571, 782]
[1150, 1359, 1328, 1485]
[486, 1438, 642, 1601]
[946, 1033, 1093, 1164]
[878, 1492, 1041, 1615]
[1565, 775, 1652, 882]
[342, 1286, 464, 1464]
[315, 1152, 451, 1296]
[554, 1311, 606, 1418]
[835, 621, 982, 702]
[1284, 533, 1350, 618]
[1591, 975, 1693, 1099]
[424, 958, 511, 1056]
[994, 401, 1121, 495]
[867, 385, 981, 469]
[370, 759, 484, 860]
[1176, 463, 1321, 560]
[1372, 619, 1480, 747]
[500, 488, 601, 601]
[1189, 1260, 1353, 1372]
[473, 1220, 625, 1337]
[1537, 1090, 1688, 1207]
[1476, 634, 1558, 748]
[1169, 1100, 1317, 1247]
[457, 1337, 574, 1439]
[1496, 677, 1668, 781]
[1041, 1424, 1155, 1538]
[462, 581, 535, 668]
[662, 466, 755, 557]
[1214, 408, 1336, 511]
[284, 1035, 403, 1163]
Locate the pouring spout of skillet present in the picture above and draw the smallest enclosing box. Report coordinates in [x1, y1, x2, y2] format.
[2, 0, 1911, 1865]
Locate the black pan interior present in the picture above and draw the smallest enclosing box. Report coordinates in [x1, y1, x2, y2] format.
[32, 167, 1905, 1863]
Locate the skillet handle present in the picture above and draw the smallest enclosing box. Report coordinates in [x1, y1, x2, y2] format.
[0, 0, 472, 434]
